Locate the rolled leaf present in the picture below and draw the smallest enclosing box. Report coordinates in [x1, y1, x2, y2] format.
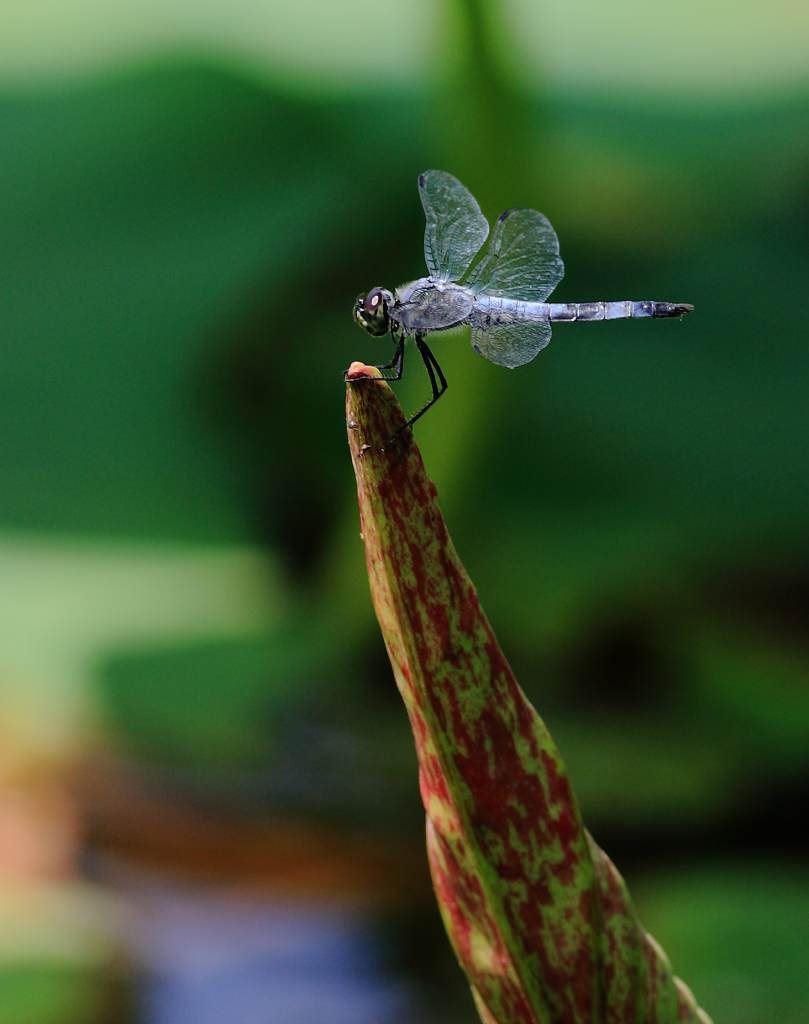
[345, 363, 712, 1024]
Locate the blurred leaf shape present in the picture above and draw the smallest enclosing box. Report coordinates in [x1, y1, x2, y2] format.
[0, 60, 423, 542]
[635, 865, 809, 1024]
[0, 883, 128, 1024]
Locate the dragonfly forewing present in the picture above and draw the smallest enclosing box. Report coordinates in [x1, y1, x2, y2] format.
[419, 170, 490, 283]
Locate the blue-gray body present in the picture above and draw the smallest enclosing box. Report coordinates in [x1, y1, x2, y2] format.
[392, 278, 689, 334]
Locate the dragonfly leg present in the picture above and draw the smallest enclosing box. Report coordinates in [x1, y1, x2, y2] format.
[373, 328, 405, 380]
[396, 335, 448, 435]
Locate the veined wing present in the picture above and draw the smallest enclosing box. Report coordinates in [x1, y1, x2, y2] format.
[466, 208, 564, 301]
[471, 317, 552, 369]
[419, 170, 489, 283]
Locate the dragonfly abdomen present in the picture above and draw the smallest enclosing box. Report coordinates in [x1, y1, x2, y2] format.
[471, 297, 693, 326]
[547, 300, 694, 321]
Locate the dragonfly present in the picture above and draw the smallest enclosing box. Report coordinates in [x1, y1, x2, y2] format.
[352, 170, 693, 431]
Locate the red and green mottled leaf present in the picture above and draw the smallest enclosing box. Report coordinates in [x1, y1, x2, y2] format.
[345, 364, 712, 1024]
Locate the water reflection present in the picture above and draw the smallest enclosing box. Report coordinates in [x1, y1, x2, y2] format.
[118, 870, 416, 1024]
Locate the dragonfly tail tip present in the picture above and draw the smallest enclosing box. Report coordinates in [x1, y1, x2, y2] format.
[654, 301, 694, 318]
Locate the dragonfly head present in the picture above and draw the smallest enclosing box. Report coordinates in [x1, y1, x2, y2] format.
[353, 287, 393, 337]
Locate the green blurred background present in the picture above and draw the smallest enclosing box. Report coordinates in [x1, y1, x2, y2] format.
[1, 1, 808, 1021]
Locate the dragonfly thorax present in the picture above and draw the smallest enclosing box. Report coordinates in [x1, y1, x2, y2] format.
[353, 287, 393, 337]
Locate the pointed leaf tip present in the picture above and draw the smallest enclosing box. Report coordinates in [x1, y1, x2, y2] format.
[345, 360, 382, 380]
[345, 365, 409, 462]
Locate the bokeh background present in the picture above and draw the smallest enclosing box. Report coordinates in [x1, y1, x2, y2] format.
[2, 1, 808, 1021]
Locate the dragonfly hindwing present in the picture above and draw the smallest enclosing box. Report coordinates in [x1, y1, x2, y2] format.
[418, 170, 489, 283]
[466, 208, 564, 302]
[470, 318, 552, 369]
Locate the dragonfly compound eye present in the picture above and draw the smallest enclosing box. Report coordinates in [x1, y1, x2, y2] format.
[354, 287, 390, 337]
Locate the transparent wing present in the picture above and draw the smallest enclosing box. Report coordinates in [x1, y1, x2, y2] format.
[418, 170, 489, 282]
[470, 318, 552, 369]
[466, 208, 564, 301]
